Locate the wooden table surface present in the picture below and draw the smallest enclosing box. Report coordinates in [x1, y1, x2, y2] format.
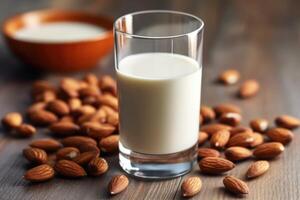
[0, 0, 300, 199]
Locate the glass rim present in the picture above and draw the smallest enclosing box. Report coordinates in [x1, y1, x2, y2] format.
[114, 10, 204, 39]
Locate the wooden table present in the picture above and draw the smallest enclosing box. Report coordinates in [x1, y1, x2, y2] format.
[0, 0, 299, 199]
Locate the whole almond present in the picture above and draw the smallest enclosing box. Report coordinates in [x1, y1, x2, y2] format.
[90, 108, 107, 123]
[55, 160, 86, 178]
[210, 129, 230, 149]
[108, 174, 129, 195]
[200, 123, 232, 135]
[107, 112, 119, 126]
[2, 112, 22, 129]
[198, 131, 209, 146]
[230, 126, 253, 137]
[250, 132, 264, 147]
[219, 112, 242, 126]
[29, 110, 58, 126]
[213, 103, 241, 117]
[24, 164, 55, 182]
[200, 106, 216, 123]
[181, 176, 202, 197]
[56, 147, 80, 160]
[27, 102, 47, 114]
[82, 122, 116, 139]
[266, 128, 294, 145]
[30, 139, 62, 152]
[99, 94, 118, 110]
[68, 98, 82, 111]
[84, 73, 98, 85]
[99, 135, 119, 153]
[239, 79, 259, 98]
[79, 86, 101, 98]
[250, 118, 269, 132]
[61, 136, 97, 148]
[23, 148, 47, 164]
[246, 160, 270, 179]
[198, 148, 220, 159]
[227, 132, 254, 147]
[46, 100, 70, 116]
[199, 157, 235, 174]
[73, 151, 98, 166]
[16, 124, 36, 137]
[253, 142, 284, 159]
[275, 115, 300, 129]
[99, 75, 117, 95]
[78, 143, 100, 155]
[218, 69, 240, 85]
[59, 78, 81, 98]
[225, 147, 252, 162]
[50, 121, 80, 136]
[34, 90, 56, 102]
[223, 176, 249, 195]
[72, 105, 96, 117]
[88, 157, 108, 176]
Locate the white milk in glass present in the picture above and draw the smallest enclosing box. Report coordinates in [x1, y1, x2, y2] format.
[117, 53, 201, 154]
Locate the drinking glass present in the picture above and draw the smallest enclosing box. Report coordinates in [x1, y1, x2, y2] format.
[114, 10, 204, 179]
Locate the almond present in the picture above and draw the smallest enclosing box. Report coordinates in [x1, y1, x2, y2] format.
[219, 112, 242, 126]
[200, 123, 232, 135]
[90, 108, 107, 123]
[30, 139, 62, 152]
[34, 90, 56, 102]
[275, 115, 300, 129]
[250, 132, 264, 147]
[72, 105, 96, 117]
[27, 102, 47, 114]
[210, 129, 230, 149]
[31, 80, 55, 96]
[108, 174, 129, 195]
[246, 160, 269, 179]
[56, 147, 80, 160]
[227, 132, 254, 147]
[2, 112, 22, 129]
[266, 128, 294, 145]
[200, 106, 216, 123]
[250, 118, 269, 132]
[99, 135, 119, 153]
[99, 94, 118, 110]
[84, 73, 98, 85]
[46, 100, 70, 116]
[55, 160, 86, 178]
[198, 131, 209, 146]
[181, 176, 202, 197]
[59, 78, 81, 98]
[61, 136, 97, 148]
[88, 157, 108, 176]
[213, 103, 241, 117]
[28, 110, 58, 126]
[198, 148, 220, 159]
[24, 164, 55, 182]
[78, 143, 100, 155]
[82, 122, 116, 139]
[230, 126, 253, 137]
[47, 154, 57, 168]
[16, 124, 36, 137]
[49, 121, 80, 136]
[68, 98, 82, 111]
[23, 148, 47, 164]
[239, 79, 259, 98]
[253, 142, 284, 159]
[107, 112, 119, 126]
[99, 75, 117, 95]
[73, 151, 98, 166]
[199, 157, 235, 174]
[79, 86, 101, 98]
[218, 69, 240, 85]
[223, 176, 249, 195]
[225, 147, 252, 162]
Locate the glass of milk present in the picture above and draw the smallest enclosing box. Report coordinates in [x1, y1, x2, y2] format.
[114, 10, 204, 179]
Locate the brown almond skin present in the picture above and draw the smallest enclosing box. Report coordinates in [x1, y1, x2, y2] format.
[24, 164, 55, 182]
[28, 110, 58, 126]
[55, 160, 86, 178]
[200, 106, 216, 123]
[266, 128, 294, 145]
[239, 79, 259, 98]
[99, 135, 119, 153]
[181, 176, 202, 197]
[108, 175, 129, 195]
[223, 176, 249, 195]
[30, 139, 62, 152]
[230, 126, 253, 137]
[50, 121, 80, 136]
[88, 157, 108, 176]
[225, 147, 252, 162]
[82, 122, 116, 139]
[250, 132, 264, 148]
[200, 123, 232, 135]
[27, 102, 47, 114]
[198, 148, 220, 159]
[219, 112, 242, 127]
[16, 124, 36, 137]
[246, 160, 270, 179]
[61, 136, 97, 148]
[31, 80, 55, 96]
[2, 112, 22, 129]
[253, 142, 284, 159]
[198, 131, 209, 146]
[72, 105, 96, 117]
[84, 73, 98, 85]
[68, 98, 82, 111]
[73, 151, 98, 166]
[46, 100, 70, 116]
[250, 118, 269, 132]
[99, 94, 118, 110]
[213, 103, 241, 117]
[275, 115, 300, 129]
[218, 69, 240, 85]
[34, 90, 56, 102]
[56, 147, 80, 160]
[23, 148, 47, 164]
[210, 130, 230, 149]
[227, 132, 254, 147]
[78, 143, 100, 155]
[199, 157, 235, 174]
[99, 75, 117, 96]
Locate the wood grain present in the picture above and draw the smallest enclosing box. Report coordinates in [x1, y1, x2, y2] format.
[0, 0, 300, 199]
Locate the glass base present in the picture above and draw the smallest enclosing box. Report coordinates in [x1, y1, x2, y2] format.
[119, 142, 197, 179]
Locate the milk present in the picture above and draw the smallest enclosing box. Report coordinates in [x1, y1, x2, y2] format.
[14, 22, 106, 42]
[117, 53, 201, 154]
